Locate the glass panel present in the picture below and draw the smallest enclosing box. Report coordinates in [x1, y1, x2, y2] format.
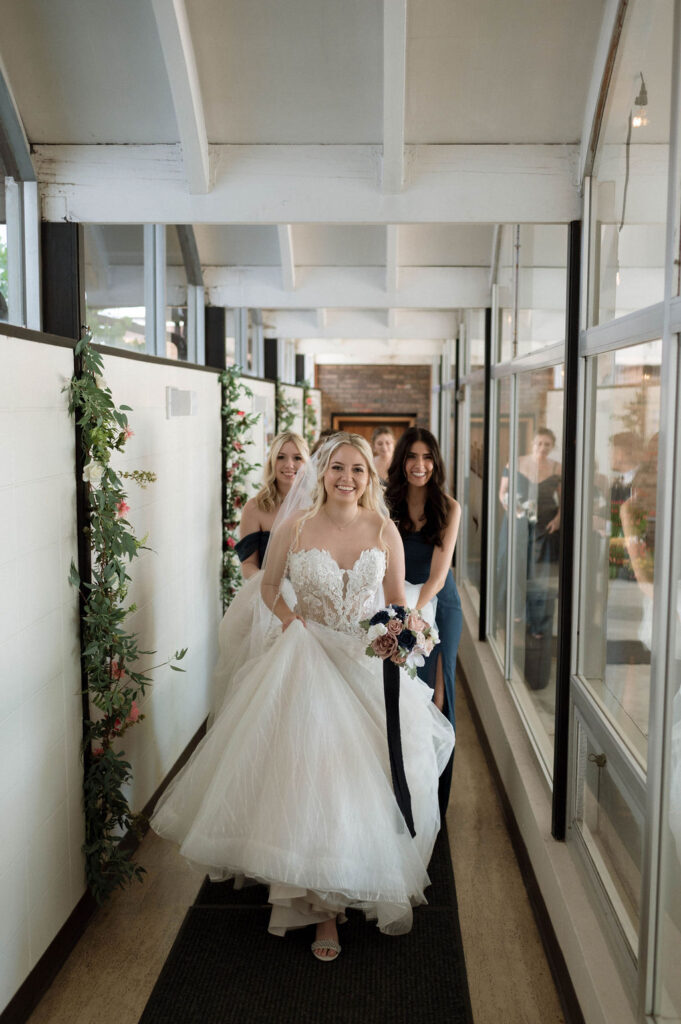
[0, 219, 7, 324]
[574, 714, 642, 954]
[580, 341, 662, 768]
[463, 378, 484, 602]
[497, 226, 515, 363]
[490, 378, 511, 661]
[654, 353, 681, 1020]
[590, 0, 673, 324]
[84, 225, 146, 352]
[467, 308, 485, 371]
[166, 226, 187, 361]
[516, 226, 567, 356]
[509, 367, 564, 770]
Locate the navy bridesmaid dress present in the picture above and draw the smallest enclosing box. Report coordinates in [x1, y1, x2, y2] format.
[402, 529, 462, 812]
[234, 529, 270, 568]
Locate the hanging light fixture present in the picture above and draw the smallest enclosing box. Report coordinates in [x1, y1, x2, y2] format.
[632, 72, 648, 128]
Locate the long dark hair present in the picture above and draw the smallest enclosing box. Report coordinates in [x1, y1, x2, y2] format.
[385, 427, 449, 547]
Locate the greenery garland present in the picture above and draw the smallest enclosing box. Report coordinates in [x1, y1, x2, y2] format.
[275, 378, 297, 433]
[302, 380, 319, 450]
[67, 329, 186, 902]
[219, 366, 261, 610]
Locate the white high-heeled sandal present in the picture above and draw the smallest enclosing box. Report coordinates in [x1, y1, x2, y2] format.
[310, 938, 342, 962]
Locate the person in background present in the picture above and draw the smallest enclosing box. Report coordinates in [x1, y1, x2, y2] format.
[385, 427, 462, 813]
[372, 426, 396, 485]
[236, 431, 309, 578]
[310, 427, 337, 456]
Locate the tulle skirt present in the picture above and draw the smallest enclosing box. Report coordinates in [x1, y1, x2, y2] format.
[151, 614, 454, 936]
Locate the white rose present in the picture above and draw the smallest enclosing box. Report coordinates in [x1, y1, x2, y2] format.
[367, 622, 388, 642]
[387, 606, 397, 618]
[83, 461, 104, 487]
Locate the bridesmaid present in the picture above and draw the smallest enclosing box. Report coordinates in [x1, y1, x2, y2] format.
[236, 431, 309, 577]
[385, 427, 462, 813]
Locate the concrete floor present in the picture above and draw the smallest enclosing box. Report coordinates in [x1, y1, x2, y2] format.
[28, 682, 565, 1024]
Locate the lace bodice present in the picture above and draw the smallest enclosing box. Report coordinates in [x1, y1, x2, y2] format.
[286, 547, 386, 634]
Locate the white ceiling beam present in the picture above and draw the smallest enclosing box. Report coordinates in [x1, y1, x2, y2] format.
[386, 225, 399, 291]
[36, 144, 581, 224]
[150, 0, 210, 194]
[204, 265, 490, 309]
[277, 224, 296, 290]
[317, 308, 327, 330]
[488, 224, 501, 294]
[296, 337, 446, 361]
[382, 0, 407, 194]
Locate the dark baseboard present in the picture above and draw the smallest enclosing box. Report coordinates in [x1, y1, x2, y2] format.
[0, 718, 207, 1024]
[457, 668, 586, 1024]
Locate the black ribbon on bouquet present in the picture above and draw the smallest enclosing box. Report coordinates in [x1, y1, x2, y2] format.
[383, 659, 416, 837]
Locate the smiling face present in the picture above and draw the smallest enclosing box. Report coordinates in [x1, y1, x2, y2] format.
[532, 433, 554, 459]
[323, 444, 369, 504]
[373, 432, 395, 460]
[275, 440, 305, 491]
[404, 440, 434, 488]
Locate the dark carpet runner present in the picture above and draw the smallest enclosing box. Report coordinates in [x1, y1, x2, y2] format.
[139, 824, 473, 1023]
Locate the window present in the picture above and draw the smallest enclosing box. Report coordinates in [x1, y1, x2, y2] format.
[84, 225, 146, 353]
[589, 0, 673, 324]
[490, 377, 511, 665]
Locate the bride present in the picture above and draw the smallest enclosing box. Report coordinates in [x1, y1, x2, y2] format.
[151, 432, 454, 961]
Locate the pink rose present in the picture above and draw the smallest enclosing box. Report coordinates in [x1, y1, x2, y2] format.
[111, 660, 125, 680]
[234, 442, 243, 451]
[92, 747, 104, 758]
[237, 410, 245, 417]
[306, 397, 313, 405]
[372, 632, 398, 659]
[393, 651, 407, 665]
[226, 536, 236, 549]
[116, 500, 130, 519]
[386, 618, 403, 636]
[234, 495, 242, 508]
[406, 611, 428, 633]
[127, 700, 140, 724]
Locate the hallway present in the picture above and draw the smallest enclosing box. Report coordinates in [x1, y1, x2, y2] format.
[26, 682, 565, 1024]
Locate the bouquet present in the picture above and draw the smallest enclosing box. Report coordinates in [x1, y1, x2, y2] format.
[360, 604, 439, 679]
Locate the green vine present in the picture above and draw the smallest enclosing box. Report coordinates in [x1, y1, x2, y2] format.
[302, 380, 319, 450]
[275, 379, 296, 433]
[67, 328, 187, 903]
[219, 366, 261, 610]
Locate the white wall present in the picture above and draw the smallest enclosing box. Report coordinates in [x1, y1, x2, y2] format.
[0, 336, 224, 1015]
[0, 333, 83, 1014]
[102, 354, 223, 807]
[240, 377, 276, 499]
[279, 382, 304, 435]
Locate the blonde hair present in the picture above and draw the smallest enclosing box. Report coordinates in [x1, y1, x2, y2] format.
[295, 432, 390, 548]
[255, 431, 309, 512]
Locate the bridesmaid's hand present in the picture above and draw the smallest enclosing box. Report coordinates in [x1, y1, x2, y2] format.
[281, 614, 307, 632]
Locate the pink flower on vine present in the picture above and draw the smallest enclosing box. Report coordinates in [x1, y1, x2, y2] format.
[116, 500, 130, 519]
[226, 536, 236, 549]
[234, 442, 244, 451]
[306, 397, 313, 405]
[92, 747, 104, 758]
[111, 660, 125, 680]
[123, 426, 134, 440]
[237, 410, 245, 417]
[226, 469, 234, 481]
[234, 495, 242, 508]
[127, 701, 140, 724]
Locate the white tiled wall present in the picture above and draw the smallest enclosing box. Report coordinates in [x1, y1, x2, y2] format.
[101, 355, 223, 808]
[0, 337, 223, 1015]
[0, 333, 83, 1013]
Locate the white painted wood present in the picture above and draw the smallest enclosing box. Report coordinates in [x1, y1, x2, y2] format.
[277, 308, 457, 340]
[144, 224, 167, 356]
[234, 307, 248, 368]
[204, 265, 491, 309]
[22, 182, 41, 331]
[35, 144, 581, 224]
[488, 224, 501, 294]
[297, 337, 445, 362]
[316, 308, 327, 330]
[382, 0, 407, 193]
[277, 224, 296, 291]
[579, 0, 627, 184]
[386, 225, 399, 292]
[150, 0, 210, 194]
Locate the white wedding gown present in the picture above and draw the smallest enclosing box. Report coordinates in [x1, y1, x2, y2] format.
[151, 547, 455, 936]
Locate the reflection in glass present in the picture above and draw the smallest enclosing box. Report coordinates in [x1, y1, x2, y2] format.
[590, 0, 672, 324]
[497, 226, 515, 363]
[463, 379, 484, 600]
[166, 306, 187, 361]
[0, 219, 8, 323]
[580, 341, 661, 767]
[467, 308, 485, 371]
[491, 379, 511, 662]
[504, 368, 564, 767]
[84, 225, 146, 352]
[574, 717, 642, 953]
[516, 226, 567, 356]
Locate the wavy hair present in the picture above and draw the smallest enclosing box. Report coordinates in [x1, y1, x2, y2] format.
[295, 432, 390, 546]
[385, 427, 450, 547]
[255, 431, 309, 512]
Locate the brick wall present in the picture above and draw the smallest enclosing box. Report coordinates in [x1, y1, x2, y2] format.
[316, 364, 433, 430]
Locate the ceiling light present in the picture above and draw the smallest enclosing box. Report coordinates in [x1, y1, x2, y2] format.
[632, 72, 648, 128]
